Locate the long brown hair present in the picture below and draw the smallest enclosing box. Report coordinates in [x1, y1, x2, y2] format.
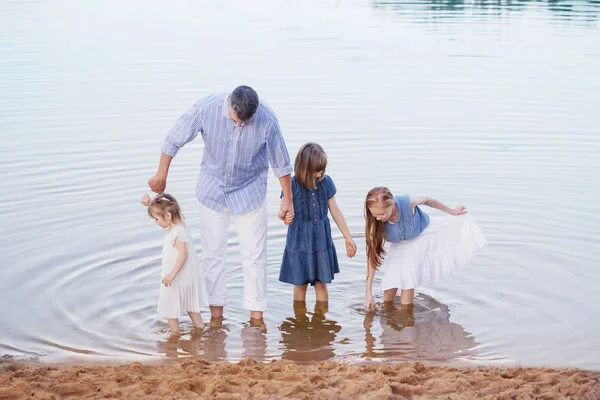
[294, 143, 328, 189]
[364, 187, 395, 270]
[148, 193, 183, 221]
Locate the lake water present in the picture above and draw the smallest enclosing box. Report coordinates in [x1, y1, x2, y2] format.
[1, 0, 599, 370]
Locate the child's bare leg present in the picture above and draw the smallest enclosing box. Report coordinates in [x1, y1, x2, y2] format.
[294, 284, 308, 301]
[400, 288, 415, 305]
[314, 300, 328, 315]
[383, 288, 398, 302]
[188, 312, 205, 329]
[293, 300, 308, 315]
[314, 281, 329, 302]
[167, 318, 181, 335]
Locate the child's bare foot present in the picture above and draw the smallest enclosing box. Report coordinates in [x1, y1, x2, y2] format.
[191, 325, 205, 337]
[293, 300, 308, 315]
[314, 300, 329, 315]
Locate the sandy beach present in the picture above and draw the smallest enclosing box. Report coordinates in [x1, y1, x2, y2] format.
[1, 357, 599, 400]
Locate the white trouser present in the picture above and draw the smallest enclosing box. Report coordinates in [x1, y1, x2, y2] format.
[198, 201, 268, 312]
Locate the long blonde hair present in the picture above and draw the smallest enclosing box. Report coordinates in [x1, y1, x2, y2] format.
[364, 187, 395, 270]
[294, 143, 327, 189]
[147, 193, 183, 221]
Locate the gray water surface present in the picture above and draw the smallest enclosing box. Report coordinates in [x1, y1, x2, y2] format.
[1, 0, 599, 369]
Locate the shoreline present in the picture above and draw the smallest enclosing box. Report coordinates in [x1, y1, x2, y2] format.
[2, 357, 599, 399]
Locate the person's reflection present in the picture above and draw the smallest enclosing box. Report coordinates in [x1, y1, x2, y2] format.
[279, 301, 342, 362]
[156, 317, 229, 361]
[363, 294, 477, 362]
[241, 317, 268, 362]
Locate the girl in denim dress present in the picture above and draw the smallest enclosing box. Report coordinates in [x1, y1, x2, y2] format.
[279, 143, 356, 303]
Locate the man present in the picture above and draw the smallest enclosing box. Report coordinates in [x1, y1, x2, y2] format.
[148, 85, 294, 324]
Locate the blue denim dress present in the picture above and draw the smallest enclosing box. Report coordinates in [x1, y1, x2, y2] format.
[279, 175, 339, 286]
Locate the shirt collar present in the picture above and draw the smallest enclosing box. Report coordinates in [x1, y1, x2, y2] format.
[221, 96, 230, 119]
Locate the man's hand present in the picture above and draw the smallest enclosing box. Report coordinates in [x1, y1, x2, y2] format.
[278, 199, 295, 225]
[148, 174, 167, 193]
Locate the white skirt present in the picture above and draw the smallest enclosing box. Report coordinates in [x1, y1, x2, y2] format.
[380, 212, 487, 291]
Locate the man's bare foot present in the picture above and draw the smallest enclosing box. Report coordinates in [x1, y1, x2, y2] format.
[249, 317, 267, 333]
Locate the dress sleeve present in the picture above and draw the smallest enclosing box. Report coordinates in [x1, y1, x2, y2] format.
[323, 175, 337, 199]
[170, 226, 189, 246]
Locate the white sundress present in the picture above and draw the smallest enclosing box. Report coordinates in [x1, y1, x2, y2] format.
[158, 224, 209, 318]
[380, 204, 488, 292]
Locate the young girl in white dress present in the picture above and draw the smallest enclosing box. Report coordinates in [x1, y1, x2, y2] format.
[141, 193, 209, 335]
[364, 187, 487, 309]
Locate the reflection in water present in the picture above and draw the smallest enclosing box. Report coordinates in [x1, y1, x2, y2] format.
[371, 0, 599, 23]
[241, 320, 268, 362]
[363, 294, 477, 362]
[279, 301, 342, 362]
[156, 322, 229, 361]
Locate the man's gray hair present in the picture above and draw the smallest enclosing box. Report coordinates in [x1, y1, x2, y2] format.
[229, 86, 259, 122]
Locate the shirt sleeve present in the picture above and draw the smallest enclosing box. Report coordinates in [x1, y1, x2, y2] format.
[281, 177, 297, 199]
[161, 99, 206, 157]
[323, 175, 337, 199]
[266, 119, 293, 178]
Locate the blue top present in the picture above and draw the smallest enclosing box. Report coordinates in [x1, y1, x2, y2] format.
[385, 195, 430, 242]
[278, 175, 340, 285]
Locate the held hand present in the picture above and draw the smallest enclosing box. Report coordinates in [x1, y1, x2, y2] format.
[141, 194, 151, 207]
[284, 212, 294, 225]
[451, 205, 468, 215]
[162, 272, 176, 287]
[279, 199, 295, 226]
[148, 174, 167, 193]
[345, 237, 357, 258]
[364, 293, 375, 311]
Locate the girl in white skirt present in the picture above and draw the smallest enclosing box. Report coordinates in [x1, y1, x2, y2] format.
[141, 193, 209, 335]
[364, 187, 487, 310]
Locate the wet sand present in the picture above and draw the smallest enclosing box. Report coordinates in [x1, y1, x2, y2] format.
[1, 357, 599, 399]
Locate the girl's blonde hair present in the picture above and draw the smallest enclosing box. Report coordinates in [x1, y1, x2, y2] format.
[294, 142, 328, 189]
[147, 193, 183, 221]
[364, 187, 395, 270]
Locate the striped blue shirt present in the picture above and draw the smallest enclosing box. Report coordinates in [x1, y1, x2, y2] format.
[161, 93, 293, 215]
